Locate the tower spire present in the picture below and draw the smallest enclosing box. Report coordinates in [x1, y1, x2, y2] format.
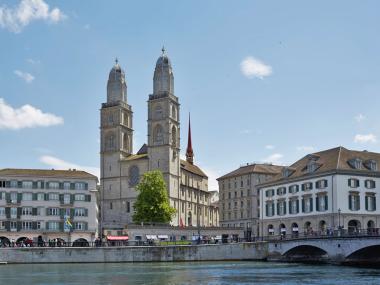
[186, 113, 194, 164]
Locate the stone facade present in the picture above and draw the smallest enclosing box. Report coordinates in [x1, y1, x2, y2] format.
[0, 169, 98, 245]
[100, 50, 218, 231]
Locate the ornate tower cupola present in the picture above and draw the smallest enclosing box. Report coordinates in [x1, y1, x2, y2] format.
[153, 47, 174, 96]
[186, 114, 194, 164]
[107, 58, 127, 104]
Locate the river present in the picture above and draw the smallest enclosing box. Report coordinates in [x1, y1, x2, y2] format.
[0, 261, 379, 284]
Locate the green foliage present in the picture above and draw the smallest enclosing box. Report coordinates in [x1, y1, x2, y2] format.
[132, 170, 176, 224]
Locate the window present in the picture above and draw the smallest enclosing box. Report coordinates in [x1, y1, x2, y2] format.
[10, 180, 17, 188]
[11, 207, 17, 218]
[36, 221, 42, 230]
[22, 221, 33, 230]
[240, 201, 244, 208]
[74, 222, 86, 230]
[302, 197, 313, 213]
[364, 160, 377, 171]
[316, 179, 328, 189]
[37, 193, 45, 201]
[0, 221, 5, 230]
[126, 202, 130, 213]
[63, 194, 71, 204]
[289, 185, 299, 194]
[110, 202, 113, 210]
[37, 207, 44, 216]
[277, 200, 286, 216]
[349, 193, 360, 211]
[302, 182, 313, 191]
[0, 181, 6, 188]
[365, 194, 376, 211]
[228, 192, 231, 199]
[348, 158, 362, 169]
[316, 195, 328, 211]
[74, 208, 86, 217]
[228, 202, 231, 210]
[153, 124, 164, 144]
[265, 189, 275, 197]
[63, 182, 71, 190]
[0, 207, 5, 216]
[75, 183, 86, 190]
[240, 181, 243, 187]
[75, 194, 85, 201]
[348, 178, 360, 188]
[48, 182, 59, 189]
[289, 199, 299, 214]
[365, 180, 376, 189]
[22, 193, 32, 201]
[48, 221, 59, 230]
[22, 207, 33, 216]
[234, 191, 237, 198]
[10, 221, 17, 231]
[48, 208, 59, 216]
[10, 192, 17, 202]
[277, 187, 286, 196]
[265, 202, 275, 217]
[49, 193, 59, 200]
[22, 181, 33, 189]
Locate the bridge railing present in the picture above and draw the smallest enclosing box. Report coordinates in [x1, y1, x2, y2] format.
[259, 228, 380, 242]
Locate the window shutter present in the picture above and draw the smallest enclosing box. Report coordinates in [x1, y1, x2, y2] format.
[296, 200, 299, 213]
[374, 197, 377, 211]
[302, 199, 305, 212]
[70, 183, 75, 190]
[59, 182, 64, 190]
[85, 222, 88, 231]
[70, 194, 75, 204]
[32, 208, 37, 216]
[365, 196, 368, 210]
[32, 222, 37, 230]
[32, 182, 37, 189]
[5, 221, 10, 231]
[17, 207, 21, 218]
[277, 189, 280, 195]
[348, 179, 351, 187]
[348, 195, 352, 210]
[32, 193, 37, 201]
[316, 197, 320, 211]
[5, 207, 10, 219]
[85, 195, 91, 202]
[17, 193, 22, 203]
[45, 193, 49, 201]
[85, 183, 88, 190]
[17, 221, 21, 231]
[316, 181, 320, 189]
[358, 196, 361, 210]
[5, 193, 10, 203]
[5, 181, 10, 188]
[356, 179, 359, 187]
[46, 208, 50, 216]
[276, 203, 280, 215]
[324, 195, 328, 210]
[288, 201, 292, 214]
[310, 183, 313, 190]
[59, 222, 64, 231]
[59, 194, 64, 203]
[85, 209, 88, 217]
[46, 222, 49, 230]
[302, 184, 305, 191]
[60, 208, 65, 219]
[284, 202, 287, 215]
[41, 181, 45, 189]
[17, 181, 22, 188]
[310, 197, 313, 212]
[265, 204, 268, 216]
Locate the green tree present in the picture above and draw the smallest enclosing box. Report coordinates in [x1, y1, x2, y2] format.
[132, 170, 176, 224]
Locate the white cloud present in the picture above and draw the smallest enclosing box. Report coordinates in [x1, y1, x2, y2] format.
[296, 146, 315, 152]
[265, 145, 275, 150]
[0, 98, 63, 130]
[0, 0, 66, 33]
[27, 58, 40, 64]
[14, 70, 34, 83]
[354, 134, 377, 144]
[240, 56, 272, 79]
[262, 153, 283, 164]
[354, 114, 366, 122]
[40, 155, 100, 178]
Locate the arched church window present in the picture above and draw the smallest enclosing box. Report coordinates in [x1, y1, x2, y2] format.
[171, 126, 177, 147]
[154, 105, 163, 119]
[171, 105, 176, 120]
[106, 133, 115, 150]
[123, 133, 130, 151]
[153, 124, 164, 144]
[129, 165, 140, 187]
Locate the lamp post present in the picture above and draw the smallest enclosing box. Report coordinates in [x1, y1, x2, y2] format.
[338, 208, 341, 230]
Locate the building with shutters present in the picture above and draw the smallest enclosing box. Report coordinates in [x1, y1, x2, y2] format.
[259, 147, 380, 237]
[0, 168, 98, 245]
[100, 49, 218, 231]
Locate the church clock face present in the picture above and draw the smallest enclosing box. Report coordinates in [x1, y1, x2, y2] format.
[129, 165, 140, 187]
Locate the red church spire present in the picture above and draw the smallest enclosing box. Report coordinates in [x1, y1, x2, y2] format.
[186, 113, 194, 164]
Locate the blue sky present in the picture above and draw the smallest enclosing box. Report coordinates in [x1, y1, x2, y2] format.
[1, 0, 380, 190]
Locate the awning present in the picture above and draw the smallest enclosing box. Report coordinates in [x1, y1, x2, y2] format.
[281, 228, 287, 232]
[107, 236, 129, 241]
[268, 229, 274, 233]
[146, 235, 158, 240]
[215, 235, 222, 240]
[157, 235, 169, 239]
[292, 227, 299, 232]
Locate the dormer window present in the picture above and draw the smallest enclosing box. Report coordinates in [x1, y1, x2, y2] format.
[364, 160, 377, 171]
[348, 158, 362, 169]
[282, 167, 294, 178]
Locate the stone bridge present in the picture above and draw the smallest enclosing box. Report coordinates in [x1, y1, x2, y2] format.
[267, 236, 380, 265]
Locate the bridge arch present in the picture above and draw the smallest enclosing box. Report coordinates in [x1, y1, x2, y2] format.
[283, 245, 328, 262]
[345, 245, 380, 265]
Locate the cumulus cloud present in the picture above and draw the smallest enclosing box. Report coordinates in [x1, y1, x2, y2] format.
[354, 114, 366, 122]
[262, 153, 283, 164]
[296, 146, 315, 152]
[354, 134, 377, 144]
[40, 155, 100, 178]
[265, 145, 275, 150]
[0, 98, 63, 130]
[240, 56, 272, 79]
[0, 0, 66, 33]
[14, 70, 34, 83]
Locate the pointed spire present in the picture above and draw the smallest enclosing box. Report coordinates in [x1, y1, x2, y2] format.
[186, 113, 194, 164]
[115, 57, 118, 64]
[161, 46, 166, 56]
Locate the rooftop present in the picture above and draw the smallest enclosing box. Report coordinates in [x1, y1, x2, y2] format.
[0, 168, 98, 180]
[217, 163, 285, 181]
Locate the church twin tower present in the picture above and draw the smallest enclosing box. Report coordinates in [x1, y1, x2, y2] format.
[100, 49, 195, 229]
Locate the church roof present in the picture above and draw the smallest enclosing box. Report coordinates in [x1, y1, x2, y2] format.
[123, 153, 148, 161]
[180, 159, 208, 178]
[137, 144, 148, 155]
[217, 164, 284, 180]
[0, 168, 97, 180]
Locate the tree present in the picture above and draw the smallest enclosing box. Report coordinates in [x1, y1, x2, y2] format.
[132, 170, 176, 224]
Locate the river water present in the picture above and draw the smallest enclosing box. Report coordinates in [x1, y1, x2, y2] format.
[0, 261, 379, 285]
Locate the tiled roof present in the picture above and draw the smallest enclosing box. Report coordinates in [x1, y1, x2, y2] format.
[260, 146, 380, 186]
[217, 164, 284, 180]
[0, 168, 97, 180]
[180, 159, 208, 178]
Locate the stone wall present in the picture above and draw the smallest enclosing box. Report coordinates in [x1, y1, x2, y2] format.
[0, 242, 268, 264]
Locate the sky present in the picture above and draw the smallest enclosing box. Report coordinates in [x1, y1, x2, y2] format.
[1, 0, 380, 190]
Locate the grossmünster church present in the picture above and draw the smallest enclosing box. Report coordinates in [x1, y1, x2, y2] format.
[100, 48, 219, 230]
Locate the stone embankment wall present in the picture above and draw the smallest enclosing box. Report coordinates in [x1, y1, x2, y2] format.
[0, 242, 268, 264]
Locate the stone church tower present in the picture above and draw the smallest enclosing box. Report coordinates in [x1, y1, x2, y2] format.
[147, 48, 181, 208]
[100, 59, 133, 229]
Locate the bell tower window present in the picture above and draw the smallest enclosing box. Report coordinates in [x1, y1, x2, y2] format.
[153, 124, 164, 144]
[171, 126, 177, 147]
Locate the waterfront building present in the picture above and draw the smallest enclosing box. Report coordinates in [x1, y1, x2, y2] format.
[217, 164, 284, 238]
[0, 168, 98, 245]
[259, 147, 380, 236]
[100, 49, 218, 231]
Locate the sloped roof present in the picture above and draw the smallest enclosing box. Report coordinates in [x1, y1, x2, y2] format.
[137, 144, 148, 155]
[180, 159, 208, 178]
[0, 168, 97, 180]
[217, 164, 284, 180]
[123, 153, 148, 161]
[260, 146, 380, 186]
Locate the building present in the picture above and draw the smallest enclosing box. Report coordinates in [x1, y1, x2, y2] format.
[100, 49, 218, 231]
[217, 163, 284, 238]
[0, 168, 98, 245]
[259, 147, 380, 237]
